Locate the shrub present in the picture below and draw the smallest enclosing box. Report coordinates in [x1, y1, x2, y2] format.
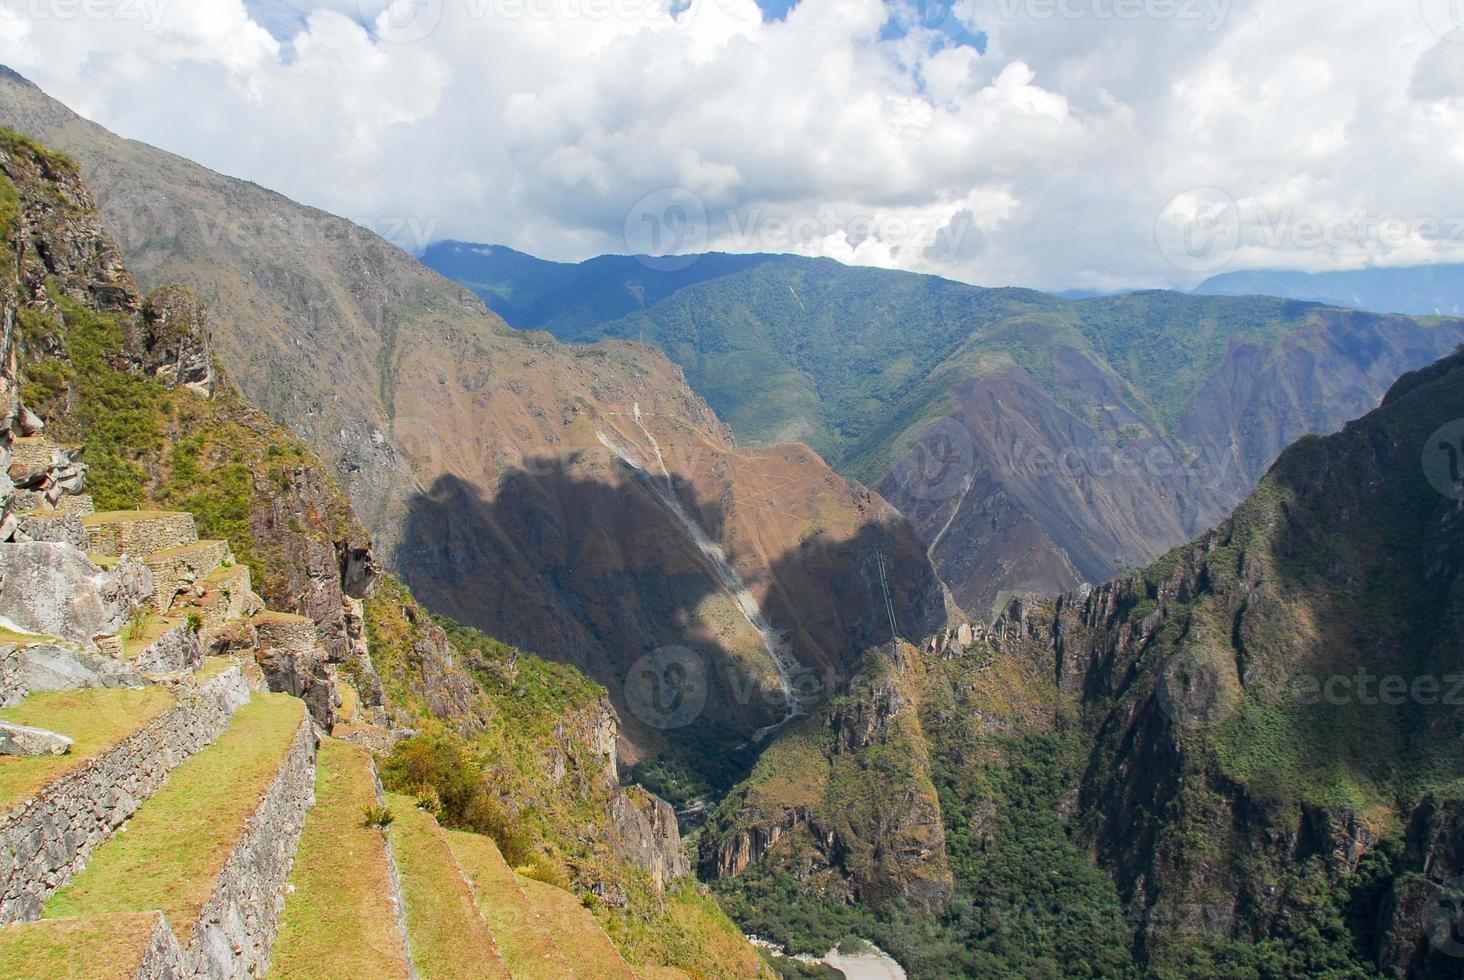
[362, 804, 394, 829]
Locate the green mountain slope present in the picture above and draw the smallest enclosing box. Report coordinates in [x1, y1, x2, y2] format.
[1, 125, 770, 977]
[704, 343, 1464, 977]
[426, 244, 1464, 615]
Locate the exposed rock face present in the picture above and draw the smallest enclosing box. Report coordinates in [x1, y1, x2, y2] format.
[136, 284, 214, 396]
[702, 642, 954, 914]
[247, 463, 377, 666]
[609, 790, 690, 893]
[0, 76, 949, 773]
[0, 543, 151, 644]
[979, 349, 1464, 968]
[6, 642, 144, 696]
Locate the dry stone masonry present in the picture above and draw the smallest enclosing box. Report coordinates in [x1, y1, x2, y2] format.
[82, 512, 199, 562]
[0, 665, 250, 924]
[183, 707, 316, 979]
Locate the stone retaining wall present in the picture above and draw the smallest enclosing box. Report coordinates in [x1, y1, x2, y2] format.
[252, 614, 321, 652]
[144, 540, 229, 611]
[84, 512, 197, 559]
[14, 513, 88, 549]
[183, 708, 316, 979]
[0, 644, 22, 707]
[136, 912, 189, 980]
[373, 761, 419, 980]
[0, 665, 250, 924]
[136, 624, 204, 675]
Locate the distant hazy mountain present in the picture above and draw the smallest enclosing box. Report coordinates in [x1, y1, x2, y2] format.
[425, 241, 1464, 616]
[1196, 263, 1464, 316]
[0, 71, 952, 786]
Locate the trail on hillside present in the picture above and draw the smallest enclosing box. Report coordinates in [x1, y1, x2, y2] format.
[598, 410, 804, 738]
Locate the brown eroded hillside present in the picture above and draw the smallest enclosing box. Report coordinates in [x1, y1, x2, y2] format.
[0, 69, 951, 780]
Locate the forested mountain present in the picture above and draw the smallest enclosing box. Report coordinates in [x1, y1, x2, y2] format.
[427, 241, 1464, 615]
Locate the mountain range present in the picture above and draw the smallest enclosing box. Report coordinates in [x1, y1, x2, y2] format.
[0, 69, 950, 791]
[1198, 263, 1464, 317]
[421, 241, 1464, 616]
[8, 61, 1464, 980]
[702, 340, 1464, 978]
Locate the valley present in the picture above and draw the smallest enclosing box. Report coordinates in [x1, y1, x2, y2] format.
[0, 11, 1461, 976]
[424, 243, 1464, 616]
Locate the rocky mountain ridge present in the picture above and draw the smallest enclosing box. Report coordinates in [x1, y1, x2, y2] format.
[427, 243, 1464, 617]
[0, 70, 952, 785]
[706, 341, 1464, 976]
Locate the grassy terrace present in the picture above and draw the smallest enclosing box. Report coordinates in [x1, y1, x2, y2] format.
[44, 694, 304, 928]
[80, 510, 187, 524]
[385, 793, 511, 979]
[119, 615, 188, 659]
[445, 829, 574, 979]
[271, 740, 412, 979]
[192, 657, 239, 686]
[0, 688, 174, 814]
[515, 875, 639, 980]
[0, 911, 169, 979]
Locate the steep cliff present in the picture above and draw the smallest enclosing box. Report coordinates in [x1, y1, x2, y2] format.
[1, 128, 372, 725]
[426, 245, 1464, 617]
[0, 71, 951, 783]
[711, 344, 1464, 976]
[984, 344, 1464, 973]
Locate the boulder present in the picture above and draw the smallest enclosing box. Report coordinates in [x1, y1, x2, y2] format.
[0, 542, 152, 644]
[0, 720, 72, 756]
[14, 643, 145, 692]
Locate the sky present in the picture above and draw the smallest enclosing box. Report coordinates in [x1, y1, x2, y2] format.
[1, 0, 1463, 290]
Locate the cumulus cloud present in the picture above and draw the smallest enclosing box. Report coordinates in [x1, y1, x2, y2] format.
[0, 0, 1461, 289]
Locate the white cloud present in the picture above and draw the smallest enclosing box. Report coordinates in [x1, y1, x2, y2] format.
[0, 0, 1461, 289]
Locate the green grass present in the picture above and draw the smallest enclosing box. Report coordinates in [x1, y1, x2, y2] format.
[445, 829, 575, 979]
[119, 614, 187, 660]
[271, 739, 413, 979]
[0, 911, 168, 980]
[0, 688, 174, 812]
[385, 793, 511, 978]
[44, 694, 304, 927]
[0, 627, 54, 645]
[515, 874, 638, 980]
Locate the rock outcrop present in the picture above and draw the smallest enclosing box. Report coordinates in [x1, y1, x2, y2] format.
[0, 543, 151, 644]
[0, 75, 949, 780]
